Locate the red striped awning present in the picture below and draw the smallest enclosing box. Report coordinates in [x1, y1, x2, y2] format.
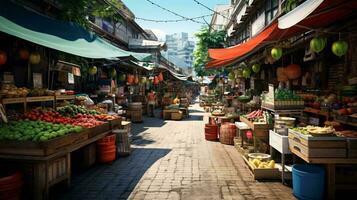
[206, 0, 357, 69]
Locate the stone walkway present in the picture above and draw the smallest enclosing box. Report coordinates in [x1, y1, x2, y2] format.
[58, 103, 296, 200]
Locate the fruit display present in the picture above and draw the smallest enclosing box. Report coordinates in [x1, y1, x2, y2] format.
[0, 84, 29, 98]
[70, 114, 105, 128]
[244, 109, 272, 124]
[291, 126, 335, 135]
[57, 105, 100, 117]
[23, 108, 106, 128]
[28, 88, 54, 97]
[0, 120, 82, 142]
[250, 159, 276, 169]
[94, 114, 119, 121]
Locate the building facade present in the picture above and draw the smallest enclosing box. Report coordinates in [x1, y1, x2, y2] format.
[209, 4, 233, 31]
[217, 0, 282, 46]
[163, 33, 195, 76]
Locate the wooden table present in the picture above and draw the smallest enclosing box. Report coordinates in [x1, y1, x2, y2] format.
[291, 147, 357, 200]
[0, 127, 112, 200]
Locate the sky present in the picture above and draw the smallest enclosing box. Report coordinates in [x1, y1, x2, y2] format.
[122, 0, 229, 41]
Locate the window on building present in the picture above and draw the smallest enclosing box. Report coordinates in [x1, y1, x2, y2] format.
[265, 0, 278, 25]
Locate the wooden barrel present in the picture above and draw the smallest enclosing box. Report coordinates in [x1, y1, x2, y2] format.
[128, 102, 142, 111]
[219, 123, 237, 145]
[205, 124, 218, 141]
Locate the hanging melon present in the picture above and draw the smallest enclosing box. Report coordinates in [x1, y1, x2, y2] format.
[118, 74, 126, 82]
[310, 37, 326, 53]
[134, 75, 139, 84]
[277, 67, 288, 82]
[88, 66, 97, 75]
[109, 68, 117, 79]
[252, 64, 261, 73]
[29, 52, 41, 64]
[19, 48, 30, 60]
[0, 50, 7, 65]
[285, 64, 301, 80]
[271, 47, 283, 60]
[242, 68, 251, 78]
[127, 74, 134, 84]
[332, 40, 348, 57]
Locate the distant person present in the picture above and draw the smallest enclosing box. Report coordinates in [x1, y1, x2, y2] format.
[147, 90, 156, 117]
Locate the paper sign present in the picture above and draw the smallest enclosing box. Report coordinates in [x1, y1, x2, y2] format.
[68, 73, 74, 84]
[33, 73, 43, 88]
[72, 67, 81, 76]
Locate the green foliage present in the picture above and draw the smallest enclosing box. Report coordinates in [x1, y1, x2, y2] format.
[193, 27, 227, 76]
[58, 0, 123, 28]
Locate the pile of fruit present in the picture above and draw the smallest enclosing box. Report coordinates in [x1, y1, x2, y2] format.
[0, 120, 82, 142]
[0, 84, 29, 98]
[57, 105, 100, 117]
[244, 109, 272, 124]
[94, 114, 119, 121]
[70, 114, 105, 128]
[23, 109, 105, 128]
[291, 126, 335, 135]
[250, 159, 276, 169]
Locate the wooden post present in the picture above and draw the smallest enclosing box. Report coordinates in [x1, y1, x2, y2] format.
[326, 164, 336, 200]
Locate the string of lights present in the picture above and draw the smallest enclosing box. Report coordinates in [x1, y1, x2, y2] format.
[135, 13, 214, 23]
[144, 0, 206, 25]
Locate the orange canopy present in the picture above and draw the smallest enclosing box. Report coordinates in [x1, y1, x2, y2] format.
[206, 0, 357, 69]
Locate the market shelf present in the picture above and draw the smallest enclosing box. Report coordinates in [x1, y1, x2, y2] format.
[1, 97, 26, 104]
[261, 106, 303, 115]
[55, 95, 75, 101]
[334, 119, 357, 127]
[26, 96, 55, 102]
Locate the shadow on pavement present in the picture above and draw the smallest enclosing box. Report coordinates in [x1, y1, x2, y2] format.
[55, 147, 171, 200]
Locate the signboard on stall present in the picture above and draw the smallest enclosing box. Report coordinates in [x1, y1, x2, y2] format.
[68, 73, 74, 84]
[33, 73, 43, 88]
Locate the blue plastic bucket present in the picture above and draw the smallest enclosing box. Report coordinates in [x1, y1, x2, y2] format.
[292, 164, 325, 200]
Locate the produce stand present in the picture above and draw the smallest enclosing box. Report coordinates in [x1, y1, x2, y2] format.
[0, 123, 113, 200]
[240, 116, 271, 152]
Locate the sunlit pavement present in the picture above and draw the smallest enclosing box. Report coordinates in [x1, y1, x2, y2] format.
[58, 102, 296, 200]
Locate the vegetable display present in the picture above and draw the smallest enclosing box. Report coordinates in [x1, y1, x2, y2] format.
[245, 109, 272, 124]
[0, 120, 82, 142]
[57, 105, 100, 117]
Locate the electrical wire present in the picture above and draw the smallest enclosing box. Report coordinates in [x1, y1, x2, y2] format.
[144, 0, 206, 25]
[192, 0, 234, 22]
[135, 13, 214, 23]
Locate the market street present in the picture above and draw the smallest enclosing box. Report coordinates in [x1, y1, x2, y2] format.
[58, 102, 295, 200]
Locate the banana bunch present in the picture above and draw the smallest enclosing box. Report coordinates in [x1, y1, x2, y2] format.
[250, 159, 275, 169]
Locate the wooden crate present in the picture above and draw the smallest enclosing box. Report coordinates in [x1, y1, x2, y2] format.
[242, 156, 280, 180]
[87, 123, 111, 138]
[288, 129, 346, 148]
[288, 130, 347, 158]
[108, 118, 122, 129]
[0, 131, 88, 156]
[171, 112, 182, 120]
[347, 138, 357, 158]
[239, 116, 270, 130]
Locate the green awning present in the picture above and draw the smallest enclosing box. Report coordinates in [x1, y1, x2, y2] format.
[0, 1, 150, 60]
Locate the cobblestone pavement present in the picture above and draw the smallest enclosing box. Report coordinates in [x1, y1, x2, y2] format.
[59, 102, 296, 200]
